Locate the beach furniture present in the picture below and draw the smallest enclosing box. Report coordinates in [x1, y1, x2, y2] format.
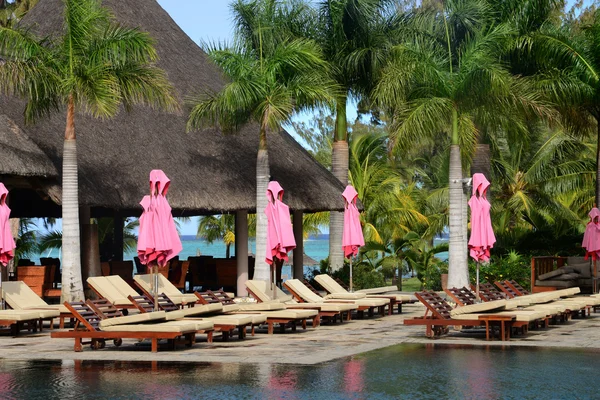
[134, 274, 198, 305]
[0, 309, 50, 335]
[87, 275, 141, 311]
[51, 301, 198, 352]
[128, 293, 253, 341]
[196, 289, 321, 334]
[283, 279, 389, 317]
[244, 280, 356, 323]
[314, 274, 414, 314]
[472, 283, 505, 301]
[2, 281, 73, 328]
[445, 287, 556, 329]
[403, 291, 516, 340]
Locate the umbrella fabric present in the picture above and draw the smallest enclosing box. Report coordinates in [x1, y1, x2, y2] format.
[137, 170, 182, 267]
[265, 181, 296, 264]
[468, 173, 496, 262]
[0, 183, 15, 266]
[342, 185, 364, 258]
[582, 208, 600, 260]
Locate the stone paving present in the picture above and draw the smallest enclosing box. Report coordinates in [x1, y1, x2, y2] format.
[1, 302, 600, 365]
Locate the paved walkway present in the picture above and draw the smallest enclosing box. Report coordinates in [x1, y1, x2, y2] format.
[2, 302, 600, 365]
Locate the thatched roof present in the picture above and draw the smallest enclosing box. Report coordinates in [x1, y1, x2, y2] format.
[0, 0, 346, 218]
[0, 114, 57, 178]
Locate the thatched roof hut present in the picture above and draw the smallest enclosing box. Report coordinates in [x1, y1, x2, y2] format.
[0, 0, 346, 218]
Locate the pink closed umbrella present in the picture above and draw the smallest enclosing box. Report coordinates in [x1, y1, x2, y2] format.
[582, 208, 600, 293]
[137, 170, 182, 309]
[265, 181, 296, 297]
[468, 173, 496, 300]
[0, 183, 15, 310]
[342, 185, 364, 291]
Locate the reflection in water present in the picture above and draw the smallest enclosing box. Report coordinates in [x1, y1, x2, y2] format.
[343, 359, 365, 395]
[1, 345, 600, 399]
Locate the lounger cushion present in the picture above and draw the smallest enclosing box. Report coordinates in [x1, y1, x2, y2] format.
[2, 281, 50, 309]
[534, 279, 576, 288]
[238, 302, 286, 311]
[134, 275, 198, 305]
[162, 320, 214, 331]
[168, 293, 202, 305]
[164, 305, 216, 320]
[315, 274, 363, 296]
[245, 280, 294, 302]
[304, 303, 357, 312]
[349, 298, 389, 307]
[87, 277, 130, 305]
[99, 311, 166, 328]
[356, 286, 399, 294]
[102, 322, 196, 333]
[0, 310, 43, 321]
[568, 261, 591, 278]
[283, 279, 324, 303]
[261, 309, 318, 319]
[555, 273, 580, 281]
[106, 275, 138, 297]
[229, 314, 267, 324]
[222, 304, 240, 313]
[32, 309, 60, 318]
[324, 293, 367, 300]
[204, 315, 254, 325]
[450, 299, 507, 316]
[538, 267, 574, 281]
[494, 310, 548, 322]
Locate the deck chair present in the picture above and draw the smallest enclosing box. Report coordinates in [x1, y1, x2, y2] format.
[505, 280, 530, 296]
[403, 291, 516, 341]
[472, 283, 505, 301]
[445, 287, 554, 329]
[244, 280, 356, 323]
[128, 293, 253, 341]
[3, 281, 73, 328]
[87, 276, 141, 311]
[314, 274, 409, 314]
[0, 309, 48, 336]
[134, 274, 198, 305]
[196, 289, 321, 333]
[50, 301, 199, 352]
[283, 279, 389, 318]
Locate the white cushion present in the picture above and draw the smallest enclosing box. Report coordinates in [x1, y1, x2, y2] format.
[101, 322, 196, 333]
[99, 311, 166, 328]
[450, 300, 507, 316]
[2, 281, 49, 309]
[356, 286, 399, 294]
[0, 310, 42, 321]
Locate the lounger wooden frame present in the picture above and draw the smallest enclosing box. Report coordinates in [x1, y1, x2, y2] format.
[0, 317, 40, 336]
[471, 284, 505, 301]
[403, 291, 515, 341]
[51, 301, 196, 352]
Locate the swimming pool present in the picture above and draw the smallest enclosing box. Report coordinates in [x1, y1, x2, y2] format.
[1, 343, 599, 399]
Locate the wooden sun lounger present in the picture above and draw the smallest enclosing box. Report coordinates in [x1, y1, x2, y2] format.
[87, 276, 139, 312]
[128, 293, 248, 341]
[197, 289, 320, 334]
[494, 281, 520, 298]
[0, 310, 44, 336]
[51, 301, 196, 352]
[313, 274, 397, 315]
[403, 291, 515, 341]
[283, 279, 387, 318]
[505, 280, 530, 296]
[243, 282, 351, 324]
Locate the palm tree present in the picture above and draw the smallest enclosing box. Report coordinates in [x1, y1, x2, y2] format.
[0, 0, 177, 301]
[310, 0, 399, 272]
[187, 0, 335, 282]
[374, 0, 549, 289]
[197, 215, 236, 258]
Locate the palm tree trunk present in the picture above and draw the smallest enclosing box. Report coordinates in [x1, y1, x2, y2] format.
[253, 127, 270, 281]
[61, 95, 84, 302]
[329, 97, 348, 272]
[226, 244, 230, 259]
[596, 120, 600, 206]
[448, 144, 469, 289]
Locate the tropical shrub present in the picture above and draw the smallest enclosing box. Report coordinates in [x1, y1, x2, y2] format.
[469, 251, 531, 291]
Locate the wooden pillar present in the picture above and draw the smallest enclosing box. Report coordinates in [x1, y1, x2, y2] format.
[293, 211, 304, 280]
[80, 206, 100, 298]
[113, 213, 124, 261]
[235, 210, 249, 297]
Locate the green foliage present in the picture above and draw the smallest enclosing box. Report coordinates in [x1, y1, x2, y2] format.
[314, 256, 386, 290]
[469, 251, 531, 290]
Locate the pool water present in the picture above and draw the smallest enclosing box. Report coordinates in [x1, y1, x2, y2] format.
[1, 344, 599, 399]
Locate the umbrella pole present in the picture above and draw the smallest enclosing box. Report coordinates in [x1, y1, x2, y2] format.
[0, 269, 3, 310]
[476, 262, 480, 302]
[152, 264, 159, 312]
[349, 258, 353, 292]
[272, 261, 277, 300]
